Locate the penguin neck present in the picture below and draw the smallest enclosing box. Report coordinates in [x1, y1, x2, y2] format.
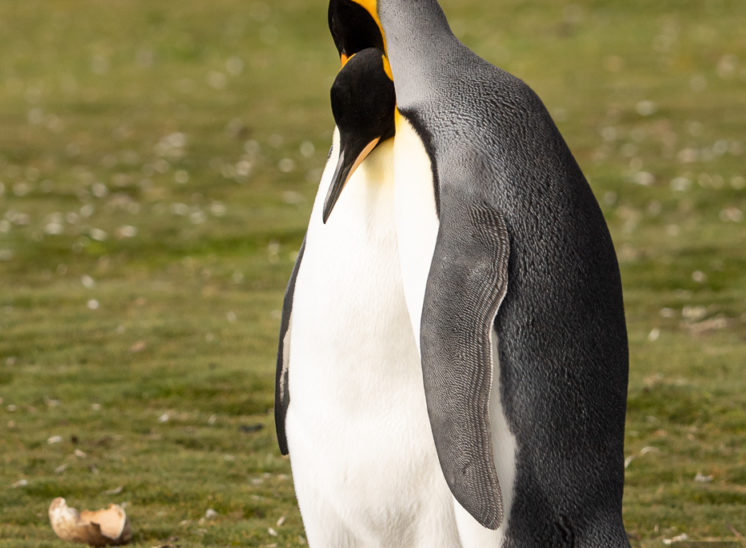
[379, 0, 458, 105]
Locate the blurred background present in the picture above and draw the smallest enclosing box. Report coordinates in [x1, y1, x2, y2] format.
[0, 0, 744, 546]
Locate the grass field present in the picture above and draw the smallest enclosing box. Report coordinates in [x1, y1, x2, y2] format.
[1, 0, 744, 546]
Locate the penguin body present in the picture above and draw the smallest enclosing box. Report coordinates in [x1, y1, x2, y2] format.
[276, 49, 461, 546]
[378, 2, 630, 544]
[285, 135, 458, 546]
[277, 2, 630, 545]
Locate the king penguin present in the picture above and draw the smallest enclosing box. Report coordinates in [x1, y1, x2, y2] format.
[281, 0, 631, 547]
[275, 48, 464, 546]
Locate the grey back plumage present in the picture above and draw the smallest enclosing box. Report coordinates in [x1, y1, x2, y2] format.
[380, 1, 629, 544]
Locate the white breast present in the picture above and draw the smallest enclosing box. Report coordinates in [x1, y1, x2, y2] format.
[392, 114, 440, 349]
[285, 128, 458, 545]
[289, 131, 413, 416]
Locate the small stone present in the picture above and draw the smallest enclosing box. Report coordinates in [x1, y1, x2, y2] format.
[663, 533, 688, 545]
[719, 207, 743, 223]
[659, 308, 676, 319]
[89, 228, 107, 241]
[682, 306, 707, 321]
[691, 271, 707, 283]
[282, 191, 304, 205]
[116, 225, 138, 238]
[45, 222, 64, 235]
[632, 171, 655, 186]
[635, 100, 657, 116]
[278, 158, 295, 173]
[226, 56, 244, 75]
[129, 340, 147, 352]
[174, 170, 189, 184]
[300, 141, 315, 158]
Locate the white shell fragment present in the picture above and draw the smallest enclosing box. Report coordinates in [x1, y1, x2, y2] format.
[49, 497, 132, 546]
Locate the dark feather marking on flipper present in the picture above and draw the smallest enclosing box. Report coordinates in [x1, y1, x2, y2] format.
[274, 237, 306, 455]
[420, 195, 510, 529]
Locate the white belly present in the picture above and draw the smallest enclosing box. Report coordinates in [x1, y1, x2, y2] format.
[286, 130, 457, 546]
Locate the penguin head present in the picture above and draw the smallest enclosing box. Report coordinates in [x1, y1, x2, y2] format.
[323, 48, 396, 223]
[328, 0, 385, 63]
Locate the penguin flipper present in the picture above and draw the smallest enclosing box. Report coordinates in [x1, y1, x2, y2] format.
[421, 194, 509, 530]
[274, 237, 306, 455]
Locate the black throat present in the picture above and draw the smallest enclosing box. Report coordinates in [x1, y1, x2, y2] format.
[328, 0, 384, 57]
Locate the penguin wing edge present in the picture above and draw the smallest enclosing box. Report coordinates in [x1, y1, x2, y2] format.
[274, 237, 306, 455]
[421, 196, 509, 530]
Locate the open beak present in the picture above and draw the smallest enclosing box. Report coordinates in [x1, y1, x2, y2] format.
[322, 136, 380, 223]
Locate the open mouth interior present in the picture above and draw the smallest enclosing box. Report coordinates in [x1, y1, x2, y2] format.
[328, 0, 384, 58]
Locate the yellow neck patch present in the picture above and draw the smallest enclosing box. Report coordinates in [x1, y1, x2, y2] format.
[381, 55, 393, 81]
[394, 108, 403, 128]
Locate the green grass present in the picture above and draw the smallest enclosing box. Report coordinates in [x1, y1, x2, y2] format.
[1, 0, 744, 546]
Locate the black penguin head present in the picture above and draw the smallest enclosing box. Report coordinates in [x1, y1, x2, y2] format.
[331, 49, 395, 143]
[323, 48, 396, 223]
[328, 0, 385, 62]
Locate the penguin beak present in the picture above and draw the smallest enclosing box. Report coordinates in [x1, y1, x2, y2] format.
[322, 136, 380, 223]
